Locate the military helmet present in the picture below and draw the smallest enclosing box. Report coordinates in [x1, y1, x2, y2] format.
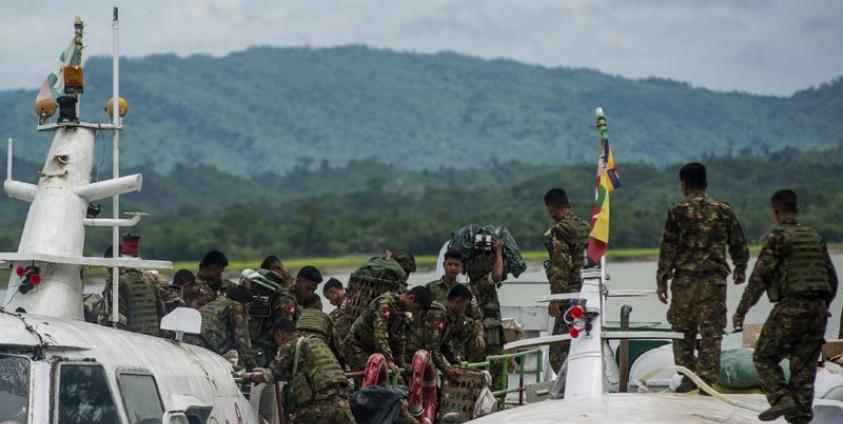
[392, 250, 416, 274]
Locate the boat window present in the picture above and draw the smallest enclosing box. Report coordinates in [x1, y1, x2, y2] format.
[118, 373, 164, 424]
[0, 356, 30, 424]
[57, 364, 119, 424]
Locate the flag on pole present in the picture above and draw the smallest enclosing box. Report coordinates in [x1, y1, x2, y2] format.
[587, 107, 621, 262]
[34, 34, 82, 106]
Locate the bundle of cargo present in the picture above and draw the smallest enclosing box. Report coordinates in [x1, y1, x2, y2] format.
[438, 367, 495, 422]
[344, 257, 408, 326]
[448, 224, 527, 278]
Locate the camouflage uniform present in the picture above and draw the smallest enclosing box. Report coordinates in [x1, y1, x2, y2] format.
[424, 279, 485, 362]
[329, 300, 352, 368]
[263, 336, 355, 424]
[297, 308, 336, 356]
[181, 276, 219, 309]
[349, 292, 409, 372]
[466, 253, 505, 388]
[405, 301, 457, 373]
[187, 296, 257, 370]
[253, 289, 302, 365]
[100, 269, 167, 336]
[543, 211, 591, 372]
[736, 218, 838, 424]
[656, 191, 749, 385]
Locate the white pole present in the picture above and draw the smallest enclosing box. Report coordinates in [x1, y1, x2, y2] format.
[6, 138, 12, 181]
[110, 7, 120, 327]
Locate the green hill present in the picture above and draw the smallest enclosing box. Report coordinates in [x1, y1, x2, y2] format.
[1, 46, 841, 176]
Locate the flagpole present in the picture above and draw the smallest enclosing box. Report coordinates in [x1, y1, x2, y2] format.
[110, 7, 121, 327]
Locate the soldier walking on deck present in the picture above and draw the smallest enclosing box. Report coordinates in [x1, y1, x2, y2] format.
[543, 188, 591, 372]
[656, 162, 749, 392]
[733, 190, 838, 423]
[324, 278, 352, 368]
[187, 285, 257, 371]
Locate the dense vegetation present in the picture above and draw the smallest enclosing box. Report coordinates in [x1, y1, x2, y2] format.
[2, 147, 842, 262]
[0, 46, 841, 176]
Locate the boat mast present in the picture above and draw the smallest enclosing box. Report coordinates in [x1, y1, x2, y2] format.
[110, 6, 121, 326]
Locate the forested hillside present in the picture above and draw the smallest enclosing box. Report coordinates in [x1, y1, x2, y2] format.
[0, 46, 841, 176]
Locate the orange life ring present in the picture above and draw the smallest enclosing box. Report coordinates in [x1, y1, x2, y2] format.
[363, 353, 390, 387]
[408, 350, 437, 424]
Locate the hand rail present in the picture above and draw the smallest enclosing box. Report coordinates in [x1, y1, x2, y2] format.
[463, 348, 543, 408]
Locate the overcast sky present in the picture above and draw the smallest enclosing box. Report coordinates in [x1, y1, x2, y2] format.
[0, 0, 840, 95]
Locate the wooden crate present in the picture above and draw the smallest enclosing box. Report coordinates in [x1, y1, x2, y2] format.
[438, 367, 488, 421]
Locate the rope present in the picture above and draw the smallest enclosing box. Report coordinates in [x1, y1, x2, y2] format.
[635, 365, 765, 413]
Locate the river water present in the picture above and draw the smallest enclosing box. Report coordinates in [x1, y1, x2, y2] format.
[3, 254, 841, 341]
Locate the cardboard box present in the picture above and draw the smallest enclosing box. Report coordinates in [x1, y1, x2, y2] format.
[822, 339, 843, 360]
[741, 324, 764, 349]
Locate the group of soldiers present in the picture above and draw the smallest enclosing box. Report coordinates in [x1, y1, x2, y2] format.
[83, 161, 840, 424]
[542, 162, 840, 424]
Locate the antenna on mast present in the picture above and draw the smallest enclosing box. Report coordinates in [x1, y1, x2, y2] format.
[110, 6, 121, 327]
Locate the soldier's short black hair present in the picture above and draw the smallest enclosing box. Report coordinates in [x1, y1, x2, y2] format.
[322, 277, 344, 294]
[228, 285, 253, 304]
[272, 319, 298, 334]
[260, 255, 281, 270]
[444, 249, 464, 262]
[771, 189, 798, 213]
[408, 286, 433, 311]
[447, 284, 473, 301]
[200, 250, 229, 269]
[172, 269, 195, 286]
[544, 188, 570, 207]
[297, 266, 323, 284]
[679, 162, 708, 190]
[302, 294, 322, 309]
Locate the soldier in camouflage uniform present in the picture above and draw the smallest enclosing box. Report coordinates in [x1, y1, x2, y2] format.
[186, 285, 257, 370]
[425, 249, 485, 362]
[466, 238, 505, 389]
[297, 295, 338, 357]
[733, 190, 838, 423]
[253, 266, 323, 364]
[656, 163, 749, 392]
[407, 284, 477, 382]
[247, 319, 355, 424]
[323, 278, 352, 368]
[99, 264, 167, 336]
[349, 286, 433, 376]
[261, 254, 293, 291]
[543, 188, 592, 372]
[182, 250, 230, 309]
[160, 268, 194, 314]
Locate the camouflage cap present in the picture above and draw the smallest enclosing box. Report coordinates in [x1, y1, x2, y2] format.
[392, 250, 417, 273]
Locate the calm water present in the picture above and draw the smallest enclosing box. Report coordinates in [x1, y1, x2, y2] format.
[3, 255, 841, 341]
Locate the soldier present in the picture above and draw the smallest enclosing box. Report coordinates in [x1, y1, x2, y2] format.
[182, 250, 230, 309]
[99, 246, 168, 335]
[261, 254, 293, 290]
[187, 285, 257, 371]
[425, 249, 485, 363]
[160, 268, 193, 314]
[408, 284, 477, 382]
[465, 237, 505, 388]
[246, 319, 356, 424]
[543, 188, 591, 372]
[732, 190, 838, 423]
[656, 162, 749, 392]
[297, 295, 334, 350]
[250, 266, 323, 364]
[323, 278, 352, 368]
[349, 286, 433, 376]
[391, 250, 417, 283]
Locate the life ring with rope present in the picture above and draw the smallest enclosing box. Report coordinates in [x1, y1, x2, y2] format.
[408, 350, 437, 424]
[362, 353, 390, 387]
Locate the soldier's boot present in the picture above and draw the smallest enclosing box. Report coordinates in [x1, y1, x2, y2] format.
[674, 376, 697, 393]
[758, 397, 798, 422]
